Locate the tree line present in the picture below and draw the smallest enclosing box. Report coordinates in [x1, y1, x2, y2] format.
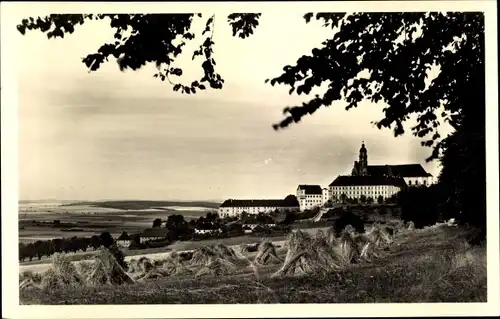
[19, 232, 115, 262]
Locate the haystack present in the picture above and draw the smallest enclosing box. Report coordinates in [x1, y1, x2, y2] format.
[309, 231, 344, 271]
[190, 246, 217, 266]
[406, 221, 415, 230]
[87, 249, 135, 286]
[354, 224, 393, 262]
[384, 226, 395, 237]
[127, 256, 171, 281]
[76, 260, 95, 279]
[195, 257, 237, 277]
[272, 230, 339, 278]
[253, 240, 282, 266]
[213, 243, 239, 260]
[138, 257, 155, 272]
[38, 253, 84, 290]
[342, 224, 356, 235]
[368, 224, 392, 248]
[389, 220, 406, 234]
[161, 253, 193, 276]
[334, 231, 360, 265]
[324, 227, 338, 246]
[19, 271, 43, 291]
[19, 270, 42, 283]
[127, 258, 139, 273]
[237, 243, 248, 256]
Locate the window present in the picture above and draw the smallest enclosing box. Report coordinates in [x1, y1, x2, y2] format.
[423, 180, 427, 185]
[408, 180, 412, 186]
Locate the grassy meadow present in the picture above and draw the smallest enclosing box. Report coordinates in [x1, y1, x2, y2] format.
[19, 224, 486, 304]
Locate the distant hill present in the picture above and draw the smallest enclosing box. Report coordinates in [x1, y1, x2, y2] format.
[19, 199, 76, 204]
[61, 200, 221, 210]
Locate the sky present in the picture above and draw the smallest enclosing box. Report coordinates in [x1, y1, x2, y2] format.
[9, 7, 449, 202]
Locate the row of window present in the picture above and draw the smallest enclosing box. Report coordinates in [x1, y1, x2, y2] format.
[332, 185, 391, 190]
[408, 180, 427, 186]
[304, 194, 322, 198]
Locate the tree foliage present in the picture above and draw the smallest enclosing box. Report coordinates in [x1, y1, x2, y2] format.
[152, 218, 162, 228]
[17, 13, 260, 95]
[17, 12, 486, 232]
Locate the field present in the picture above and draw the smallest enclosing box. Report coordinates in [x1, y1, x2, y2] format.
[18, 200, 219, 244]
[19, 224, 486, 304]
[19, 226, 328, 274]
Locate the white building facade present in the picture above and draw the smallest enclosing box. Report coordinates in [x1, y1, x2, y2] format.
[218, 198, 300, 218]
[296, 185, 328, 211]
[329, 175, 407, 202]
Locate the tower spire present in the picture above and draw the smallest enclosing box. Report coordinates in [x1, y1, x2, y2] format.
[359, 140, 368, 176]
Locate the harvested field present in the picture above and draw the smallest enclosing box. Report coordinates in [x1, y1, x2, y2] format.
[19, 224, 486, 304]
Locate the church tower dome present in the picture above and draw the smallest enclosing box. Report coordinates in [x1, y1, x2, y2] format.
[359, 141, 368, 176]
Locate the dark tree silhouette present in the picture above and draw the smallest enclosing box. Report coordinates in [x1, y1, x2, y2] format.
[360, 195, 367, 205]
[340, 193, 347, 204]
[284, 194, 300, 207]
[89, 235, 101, 250]
[377, 195, 384, 205]
[99, 232, 114, 248]
[398, 185, 440, 228]
[17, 12, 486, 235]
[152, 218, 162, 228]
[205, 212, 217, 221]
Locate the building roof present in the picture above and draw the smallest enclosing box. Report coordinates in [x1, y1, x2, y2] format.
[117, 232, 130, 240]
[368, 164, 432, 177]
[297, 185, 323, 195]
[141, 228, 170, 238]
[220, 199, 299, 208]
[329, 175, 408, 187]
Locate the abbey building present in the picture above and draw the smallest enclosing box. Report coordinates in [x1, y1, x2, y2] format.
[328, 142, 433, 204]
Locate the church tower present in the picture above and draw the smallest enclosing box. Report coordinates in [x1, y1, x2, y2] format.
[359, 141, 368, 176]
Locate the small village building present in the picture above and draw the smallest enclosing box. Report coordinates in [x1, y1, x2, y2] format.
[218, 198, 300, 218]
[116, 232, 131, 248]
[194, 223, 221, 235]
[140, 228, 170, 243]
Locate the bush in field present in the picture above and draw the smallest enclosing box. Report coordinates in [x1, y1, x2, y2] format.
[99, 232, 114, 248]
[89, 235, 101, 250]
[332, 210, 365, 236]
[377, 195, 384, 204]
[398, 185, 441, 228]
[152, 218, 163, 228]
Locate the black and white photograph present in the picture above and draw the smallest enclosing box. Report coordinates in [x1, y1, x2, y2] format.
[1, 0, 499, 317]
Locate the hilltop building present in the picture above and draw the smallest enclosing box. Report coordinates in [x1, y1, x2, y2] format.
[218, 197, 299, 218]
[327, 142, 432, 202]
[351, 142, 433, 186]
[329, 175, 407, 202]
[296, 185, 330, 211]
